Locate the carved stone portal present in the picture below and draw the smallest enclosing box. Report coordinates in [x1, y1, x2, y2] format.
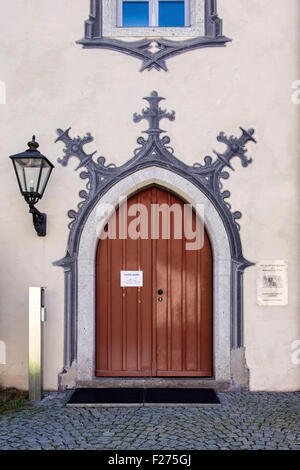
[54, 91, 256, 379]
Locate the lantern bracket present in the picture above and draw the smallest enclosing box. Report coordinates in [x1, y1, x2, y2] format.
[29, 205, 47, 237]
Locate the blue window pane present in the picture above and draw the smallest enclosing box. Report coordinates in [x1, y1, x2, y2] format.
[123, 2, 149, 27]
[159, 1, 185, 27]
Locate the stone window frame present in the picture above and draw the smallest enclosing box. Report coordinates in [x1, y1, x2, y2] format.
[77, 0, 231, 71]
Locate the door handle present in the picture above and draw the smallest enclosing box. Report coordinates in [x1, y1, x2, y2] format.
[157, 289, 163, 295]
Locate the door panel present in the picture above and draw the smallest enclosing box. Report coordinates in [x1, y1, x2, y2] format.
[95, 186, 213, 377]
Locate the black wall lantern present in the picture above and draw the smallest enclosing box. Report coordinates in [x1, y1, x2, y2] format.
[10, 136, 54, 236]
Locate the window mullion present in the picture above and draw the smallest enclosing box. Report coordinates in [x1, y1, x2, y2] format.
[185, 0, 190, 27]
[150, 0, 158, 27]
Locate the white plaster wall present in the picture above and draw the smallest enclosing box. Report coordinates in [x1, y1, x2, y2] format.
[0, 0, 299, 390]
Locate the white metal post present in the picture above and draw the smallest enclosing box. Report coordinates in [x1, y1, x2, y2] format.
[28, 287, 45, 402]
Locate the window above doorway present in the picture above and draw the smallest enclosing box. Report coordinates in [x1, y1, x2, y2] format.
[77, 0, 231, 71]
[104, 0, 202, 37]
[118, 0, 190, 28]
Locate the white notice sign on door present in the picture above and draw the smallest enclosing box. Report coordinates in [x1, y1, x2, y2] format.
[121, 271, 143, 287]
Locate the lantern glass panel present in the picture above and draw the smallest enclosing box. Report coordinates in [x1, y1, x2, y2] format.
[14, 158, 43, 194]
[38, 160, 53, 197]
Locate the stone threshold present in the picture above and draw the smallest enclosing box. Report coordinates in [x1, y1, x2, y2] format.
[76, 378, 231, 392]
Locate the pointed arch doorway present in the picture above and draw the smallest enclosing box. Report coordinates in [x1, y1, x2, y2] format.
[95, 186, 213, 377]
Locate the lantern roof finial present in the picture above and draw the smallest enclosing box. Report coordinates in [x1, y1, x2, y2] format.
[27, 135, 40, 152]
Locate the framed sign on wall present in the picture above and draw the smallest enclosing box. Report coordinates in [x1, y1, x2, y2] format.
[257, 261, 288, 306]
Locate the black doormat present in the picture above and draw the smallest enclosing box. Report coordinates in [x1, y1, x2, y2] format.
[68, 388, 144, 405]
[67, 388, 220, 406]
[145, 388, 220, 404]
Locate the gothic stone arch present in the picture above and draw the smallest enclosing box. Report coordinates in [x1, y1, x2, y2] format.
[54, 91, 256, 389]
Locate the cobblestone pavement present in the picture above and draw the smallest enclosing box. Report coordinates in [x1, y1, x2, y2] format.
[0, 392, 299, 450]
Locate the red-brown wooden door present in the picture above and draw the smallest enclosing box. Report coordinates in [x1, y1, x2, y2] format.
[95, 187, 213, 377]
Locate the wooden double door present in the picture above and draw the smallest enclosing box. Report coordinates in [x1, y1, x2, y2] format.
[95, 187, 213, 377]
